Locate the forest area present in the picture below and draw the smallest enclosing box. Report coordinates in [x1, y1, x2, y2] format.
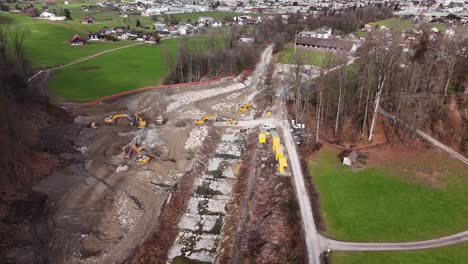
[163, 5, 394, 84]
[288, 25, 468, 154]
[0, 26, 72, 214]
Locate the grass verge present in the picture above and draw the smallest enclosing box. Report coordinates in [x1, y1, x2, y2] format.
[331, 242, 468, 264]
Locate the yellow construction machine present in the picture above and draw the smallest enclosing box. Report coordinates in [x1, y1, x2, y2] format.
[239, 102, 253, 113]
[128, 144, 150, 164]
[194, 114, 216, 125]
[226, 118, 238, 125]
[133, 114, 147, 128]
[104, 114, 129, 125]
[104, 113, 147, 128]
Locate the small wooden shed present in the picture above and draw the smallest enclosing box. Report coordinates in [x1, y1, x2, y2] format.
[342, 150, 358, 166]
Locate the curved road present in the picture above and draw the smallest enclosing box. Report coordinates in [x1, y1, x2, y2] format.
[320, 231, 468, 251]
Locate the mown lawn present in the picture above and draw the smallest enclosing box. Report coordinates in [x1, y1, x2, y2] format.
[0, 12, 130, 68]
[370, 18, 414, 31]
[308, 146, 468, 242]
[48, 38, 179, 101]
[277, 47, 329, 67]
[331, 242, 468, 264]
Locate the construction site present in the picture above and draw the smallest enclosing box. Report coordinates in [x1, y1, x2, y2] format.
[0, 46, 308, 264]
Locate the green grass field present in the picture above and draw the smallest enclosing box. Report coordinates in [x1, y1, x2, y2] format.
[308, 146, 468, 242]
[0, 12, 130, 68]
[277, 47, 329, 67]
[331, 242, 468, 264]
[48, 38, 179, 101]
[370, 18, 414, 30]
[431, 22, 446, 32]
[356, 18, 414, 38]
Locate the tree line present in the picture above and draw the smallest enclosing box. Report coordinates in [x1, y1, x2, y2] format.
[289, 25, 468, 152]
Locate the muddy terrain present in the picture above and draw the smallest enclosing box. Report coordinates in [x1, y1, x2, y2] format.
[2, 45, 306, 264]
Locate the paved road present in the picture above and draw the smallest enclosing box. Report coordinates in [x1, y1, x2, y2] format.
[276, 78, 322, 262]
[320, 230, 468, 251]
[281, 118, 322, 263]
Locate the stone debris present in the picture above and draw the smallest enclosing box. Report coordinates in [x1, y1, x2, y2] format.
[116, 192, 142, 232]
[167, 129, 246, 263]
[116, 165, 129, 173]
[166, 82, 246, 112]
[185, 126, 209, 150]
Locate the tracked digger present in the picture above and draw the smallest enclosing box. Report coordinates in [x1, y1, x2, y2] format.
[104, 113, 147, 128]
[104, 114, 129, 125]
[194, 114, 216, 125]
[239, 102, 254, 113]
[124, 141, 150, 164]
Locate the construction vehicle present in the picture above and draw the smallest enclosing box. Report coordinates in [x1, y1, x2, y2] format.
[104, 114, 129, 125]
[270, 131, 281, 151]
[266, 111, 272, 117]
[194, 114, 216, 125]
[239, 102, 253, 113]
[274, 144, 284, 161]
[156, 115, 164, 125]
[226, 118, 238, 125]
[258, 131, 267, 144]
[133, 114, 147, 128]
[278, 156, 288, 174]
[125, 143, 150, 164]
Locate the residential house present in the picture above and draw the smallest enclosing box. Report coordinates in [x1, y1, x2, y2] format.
[211, 21, 222, 27]
[144, 35, 159, 44]
[69, 35, 86, 46]
[155, 23, 167, 32]
[39, 11, 66, 20]
[198, 16, 214, 24]
[239, 36, 255, 43]
[88, 33, 104, 41]
[298, 26, 332, 39]
[81, 15, 95, 24]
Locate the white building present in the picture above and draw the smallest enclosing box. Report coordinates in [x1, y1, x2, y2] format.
[39, 12, 66, 21]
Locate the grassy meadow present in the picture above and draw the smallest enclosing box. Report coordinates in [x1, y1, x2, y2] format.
[277, 47, 329, 67]
[48, 38, 179, 101]
[0, 12, 130, 68]
[308, 146, 468, 242]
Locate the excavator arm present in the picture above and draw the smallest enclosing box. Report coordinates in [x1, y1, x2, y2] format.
[134, 114, 147, 128]
[104, 114, 128, 124]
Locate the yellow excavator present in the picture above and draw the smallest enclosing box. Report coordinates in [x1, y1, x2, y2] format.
[194, 114, 216, 125]
[104, 113, 147, 128]
[128, 144, 150, 164]
[104, 114, 129, 125]
[239, 102, 254, 113]
[133, 114, 147, 128]
[226, 118, 238, 125]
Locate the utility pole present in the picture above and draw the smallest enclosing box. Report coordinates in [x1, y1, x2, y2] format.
[293, 30, 297, 60]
